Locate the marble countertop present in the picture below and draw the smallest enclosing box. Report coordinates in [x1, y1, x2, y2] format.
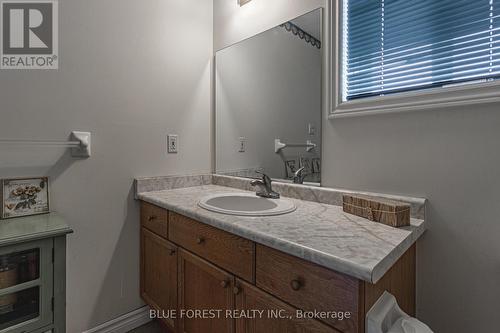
[137, 184, 425, 283]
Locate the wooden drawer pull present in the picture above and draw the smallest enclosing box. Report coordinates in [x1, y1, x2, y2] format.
[290, 279, 302, 291]
[220, 280, 229, 288]
[233, 286, 241, 295]
[148, 215, 157, 221]
[196, 237, 205, 244]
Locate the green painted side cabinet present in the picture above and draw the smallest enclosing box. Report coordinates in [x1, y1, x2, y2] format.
[0, 214, 72, 333]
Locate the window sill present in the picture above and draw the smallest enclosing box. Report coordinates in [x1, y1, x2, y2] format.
[330, 81, 500, 119]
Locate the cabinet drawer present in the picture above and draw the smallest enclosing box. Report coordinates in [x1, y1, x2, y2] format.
[169, 212, 255, 282]
[256, 245, 361, 333]
[140, 201, 168, 239]
[235, 279, 342, 333]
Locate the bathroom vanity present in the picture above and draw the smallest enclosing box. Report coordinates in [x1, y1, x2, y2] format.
[137, 8, 427, 332]
[136, 174, 426, 333]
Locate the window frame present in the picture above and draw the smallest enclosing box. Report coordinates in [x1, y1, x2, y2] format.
[329, 0, 500, 118]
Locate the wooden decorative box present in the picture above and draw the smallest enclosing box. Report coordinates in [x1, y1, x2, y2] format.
[342, 194, 411, 227]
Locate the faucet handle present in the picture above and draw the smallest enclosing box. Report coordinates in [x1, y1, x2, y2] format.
[294, 167, 306, 177]
[256, 171, 272, 184]
[293, 167, 308, 184]
[252, 171, 279, 199]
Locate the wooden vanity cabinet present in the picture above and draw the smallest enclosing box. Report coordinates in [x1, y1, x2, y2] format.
[140, 228, 178, 331]
[139, 201, 416, 333]
[178, 249, 234, 333]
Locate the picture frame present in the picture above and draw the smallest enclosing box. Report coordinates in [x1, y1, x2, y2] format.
[300, 157, 312, 174]
[312, 158, 321, 173]
[1, 177, 50, 219]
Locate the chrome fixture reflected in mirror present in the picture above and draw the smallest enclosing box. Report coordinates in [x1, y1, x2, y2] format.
[293, 167, 307, 184]
[215, 8, 323, 186]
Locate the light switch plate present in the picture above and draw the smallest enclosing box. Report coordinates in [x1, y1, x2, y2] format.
[238, 137, 246, 152]
[308, 123, 316, 136]
[167, 135, 178, 153]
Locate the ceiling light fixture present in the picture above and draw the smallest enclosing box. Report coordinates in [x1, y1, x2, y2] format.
[238, 0, 252, 6]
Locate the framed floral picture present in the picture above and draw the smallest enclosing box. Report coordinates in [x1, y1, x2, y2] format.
[300, 157, 312, 174]
[312, 158, 321, 173]
[1, 177, 50, 219]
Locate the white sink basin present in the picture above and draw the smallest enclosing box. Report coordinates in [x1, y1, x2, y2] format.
[198, 193, 296, 216]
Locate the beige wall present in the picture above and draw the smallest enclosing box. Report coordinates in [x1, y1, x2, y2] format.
[214, 0, 500, 332]
[0, 0, 213, 331]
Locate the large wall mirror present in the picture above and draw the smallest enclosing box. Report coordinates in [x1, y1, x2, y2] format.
[216, 8, 323, 186]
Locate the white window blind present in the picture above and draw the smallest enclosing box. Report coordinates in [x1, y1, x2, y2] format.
[343, 0, 500, 101]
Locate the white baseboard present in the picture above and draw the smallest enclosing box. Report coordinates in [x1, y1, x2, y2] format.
[82, 306, 152, 333]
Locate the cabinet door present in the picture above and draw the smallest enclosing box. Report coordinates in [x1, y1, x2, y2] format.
[178, 249, 234, 333]
[141, 228, 177, 330]
[0, 238, 53, 333]
[235, 279, 341, 333]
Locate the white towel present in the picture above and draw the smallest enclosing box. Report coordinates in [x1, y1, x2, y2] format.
[388, 317, 433, 333]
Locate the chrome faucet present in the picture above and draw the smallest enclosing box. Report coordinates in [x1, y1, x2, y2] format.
[250, 172, 280, 199]
[293, 167, 307, 184]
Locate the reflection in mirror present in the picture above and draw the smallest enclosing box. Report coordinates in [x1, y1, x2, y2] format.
[216, 9, 323, 186]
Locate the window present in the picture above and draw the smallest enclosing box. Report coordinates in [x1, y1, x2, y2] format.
[342, 0, 500, 102]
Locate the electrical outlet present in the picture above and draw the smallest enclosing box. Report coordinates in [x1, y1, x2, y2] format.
[167, 135, 178, 153]
[238, 137, 246, 152]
